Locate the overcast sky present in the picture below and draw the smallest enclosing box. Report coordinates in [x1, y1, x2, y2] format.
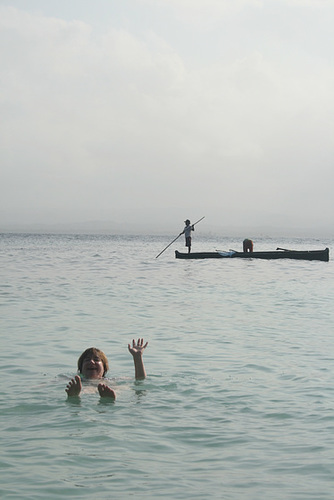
[1, 0, 333, 235]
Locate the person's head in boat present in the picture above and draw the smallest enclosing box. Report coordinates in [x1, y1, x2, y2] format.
[184, 219, 191, 226]
[77, 347, 109, 379]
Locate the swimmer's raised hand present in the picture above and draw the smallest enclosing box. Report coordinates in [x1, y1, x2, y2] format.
[128, 338, 148, 357]
[128, 338, 148, 380]
[128, 337, 149, 355]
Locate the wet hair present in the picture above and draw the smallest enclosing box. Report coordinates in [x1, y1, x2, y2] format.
[77, 347, 109, 376]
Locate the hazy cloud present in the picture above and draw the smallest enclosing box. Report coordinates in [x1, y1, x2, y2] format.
[0, 1, 333, 235]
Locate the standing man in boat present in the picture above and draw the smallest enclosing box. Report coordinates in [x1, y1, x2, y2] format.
[180, 219, 194, 253]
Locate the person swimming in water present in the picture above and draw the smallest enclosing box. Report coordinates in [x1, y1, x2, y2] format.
[65, 338, 148, 400]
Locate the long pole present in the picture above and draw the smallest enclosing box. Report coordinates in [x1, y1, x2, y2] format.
[155, 216, 205, 258]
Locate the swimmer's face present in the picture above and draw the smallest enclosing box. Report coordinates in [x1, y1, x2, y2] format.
[81, 354, 105, 379]
[77, 347, 109, 378]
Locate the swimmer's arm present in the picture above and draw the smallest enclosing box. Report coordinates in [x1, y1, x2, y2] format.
[128, 338, 148, 380]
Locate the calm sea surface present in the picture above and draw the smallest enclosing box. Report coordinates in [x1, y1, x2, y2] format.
[1, 233, 333, 499]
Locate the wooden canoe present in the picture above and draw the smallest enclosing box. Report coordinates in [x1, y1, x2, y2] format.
[175, 248, 329, 261]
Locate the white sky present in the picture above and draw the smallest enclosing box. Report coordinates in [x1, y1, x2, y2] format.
[1, 0, 333, 235]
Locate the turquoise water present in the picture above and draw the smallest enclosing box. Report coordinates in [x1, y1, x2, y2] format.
[1, 233, 333, 499]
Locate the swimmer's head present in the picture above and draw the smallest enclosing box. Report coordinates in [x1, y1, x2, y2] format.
[77, 347, 109, 378]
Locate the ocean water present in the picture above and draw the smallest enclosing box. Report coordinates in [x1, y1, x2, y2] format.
[0, 232, 333, 500]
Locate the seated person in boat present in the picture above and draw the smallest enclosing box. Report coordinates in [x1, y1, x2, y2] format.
[65, 338, 148, 400]
[243, 239, 253, 253]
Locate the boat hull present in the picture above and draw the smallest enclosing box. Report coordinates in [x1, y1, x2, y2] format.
[175, 248, 329, 261]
